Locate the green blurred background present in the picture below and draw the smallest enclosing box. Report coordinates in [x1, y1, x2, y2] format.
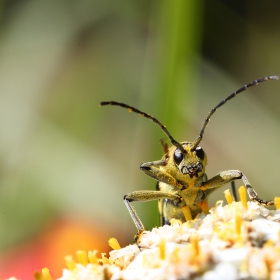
[0, 0, 279, 278]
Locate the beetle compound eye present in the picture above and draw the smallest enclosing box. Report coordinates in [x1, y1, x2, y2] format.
[174, 150, 184, 165]
[195, 147, 205, 160]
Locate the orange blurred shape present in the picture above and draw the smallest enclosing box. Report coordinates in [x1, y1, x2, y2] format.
[0, 218, 110, 279]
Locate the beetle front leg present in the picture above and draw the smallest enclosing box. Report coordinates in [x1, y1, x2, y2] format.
[140, 160, 184, 189]
[202, 170, 274, 206]
[241, 173, 274, 206]
[124, 190, 184, 244]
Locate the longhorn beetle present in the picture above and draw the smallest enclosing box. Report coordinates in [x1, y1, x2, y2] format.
[100, 75, 278, 243]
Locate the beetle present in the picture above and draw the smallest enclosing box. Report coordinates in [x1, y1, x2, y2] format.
[100, 75, 278, 243]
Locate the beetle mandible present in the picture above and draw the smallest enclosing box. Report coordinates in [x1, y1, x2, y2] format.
[100, 75, 278, 243]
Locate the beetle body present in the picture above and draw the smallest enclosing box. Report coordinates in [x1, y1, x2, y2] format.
[142, 142, 208, 224]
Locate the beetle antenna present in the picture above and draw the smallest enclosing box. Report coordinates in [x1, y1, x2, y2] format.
[191, 75, 279, 150]
[100, 101, 185, 153]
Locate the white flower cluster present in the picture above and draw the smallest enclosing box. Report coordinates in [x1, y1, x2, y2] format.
[58, 201, 280, 280]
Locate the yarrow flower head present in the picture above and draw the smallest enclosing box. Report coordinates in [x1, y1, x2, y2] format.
[30, 188, 280, 280]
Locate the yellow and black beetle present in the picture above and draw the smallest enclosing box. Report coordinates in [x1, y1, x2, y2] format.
[100, 75, 278, 243]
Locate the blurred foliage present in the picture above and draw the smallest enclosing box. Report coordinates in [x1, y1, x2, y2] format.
[0, 0, 279, 278]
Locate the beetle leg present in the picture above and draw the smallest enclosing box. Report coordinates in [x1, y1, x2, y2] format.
[202, 170, 274, 206]
[123, 199, 145, 245]
[124, 190, 183, 244]
[140, 160, 184, 190]
[241, 173, 274, 206]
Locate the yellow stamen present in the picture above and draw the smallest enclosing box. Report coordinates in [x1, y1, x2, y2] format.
[235, 212, 242, 235]
[108, 237, 121, 250]
[182, 205, 192, 221]
[170, 247, 180, 263]
[238, 186, 248, 209]
[199, 200, 209, 214]
[264, 256, 272, 278]
[170, 218, 182, 227]
[34, 271, 42, 280]
[88, 250, 99, 264]
[159, 238, 166, 260]
[215, 200, 223, 207]
[42, 268, 52, 280]
[274, 197, 280, 210]
[264, 239, 274, 247]
[65, 255, 76, 271]
[100, 253, 109, 264]
[240, 258, 248, 275]
[190, 234, 200, 256]
[76, 250, 88, 266]
[142, 253, 149, 267]
[224, 189, 234, 204]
